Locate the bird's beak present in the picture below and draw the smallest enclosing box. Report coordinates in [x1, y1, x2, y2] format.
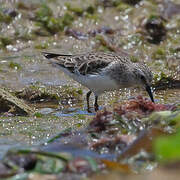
[145, 85, 154, 103]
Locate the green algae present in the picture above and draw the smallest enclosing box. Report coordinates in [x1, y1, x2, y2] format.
[0, 37, 13, 48]
[152, 48, 166, 60]
[154, 126, 180, 163]
[35, 42, 49, 49]
[86, 5, 95, 14]
[61, 13, 74, 27]
[8, 62, 22, 70]
[35, 4, 60, 34]
[130, 55, 139, 62]
[35, 4, 53, 21]
[15, 84, 83, 104]
[34, 112, 43, 118]
[65, 3, 84, 16]
[35, 4, 74, 34]
[153, 72, 169, 83]
[65, 2, 96, 16]
[116, 2, 130, 11]
[0, 9, 12, 23]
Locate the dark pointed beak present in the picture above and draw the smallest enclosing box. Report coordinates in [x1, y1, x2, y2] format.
[146, 85, 154, 103]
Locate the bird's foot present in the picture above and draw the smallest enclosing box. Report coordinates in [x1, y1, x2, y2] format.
[87, 105, 93, 113]
[87, 108, 92, 113]
[94, 104, 99, 112]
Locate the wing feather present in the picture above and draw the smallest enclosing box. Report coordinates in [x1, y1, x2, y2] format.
[43, 52, 130, 75]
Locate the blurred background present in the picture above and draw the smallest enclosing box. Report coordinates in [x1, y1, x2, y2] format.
[0, 0, 180, 179]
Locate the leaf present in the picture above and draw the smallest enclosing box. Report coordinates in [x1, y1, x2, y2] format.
[46, 128, 72, 144]
[17, 149, 69, 162]
[154, 128, 180, 163]
[34, 156, 65, 174]
[86, 157, 98, 172]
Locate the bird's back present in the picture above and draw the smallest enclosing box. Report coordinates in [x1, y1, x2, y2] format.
[43, 51, 131, 75]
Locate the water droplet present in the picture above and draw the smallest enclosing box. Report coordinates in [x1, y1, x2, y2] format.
[114, 16, 119, 21]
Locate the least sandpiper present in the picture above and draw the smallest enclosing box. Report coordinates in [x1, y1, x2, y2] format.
[43, 52, 154, 112]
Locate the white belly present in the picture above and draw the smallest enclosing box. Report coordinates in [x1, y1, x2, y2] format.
[52, 65, 119, 95]
[72, 73, 119, 96]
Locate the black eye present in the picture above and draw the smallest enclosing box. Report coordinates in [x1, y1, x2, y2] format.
[140, 75, 145, 80]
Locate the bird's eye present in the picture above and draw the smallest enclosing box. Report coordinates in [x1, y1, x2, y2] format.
[140, 75, 145, 80]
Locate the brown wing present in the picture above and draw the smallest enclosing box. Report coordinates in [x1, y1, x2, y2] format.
[43, 52, 130, 75]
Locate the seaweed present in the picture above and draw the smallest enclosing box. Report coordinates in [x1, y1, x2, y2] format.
[34, 4, 74, 34]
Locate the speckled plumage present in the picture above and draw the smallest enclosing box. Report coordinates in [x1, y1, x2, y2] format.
[43, 51, 154, 112]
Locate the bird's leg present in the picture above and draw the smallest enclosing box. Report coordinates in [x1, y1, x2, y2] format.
[94, 96, 99, 112]
[86, 91, 92, 112]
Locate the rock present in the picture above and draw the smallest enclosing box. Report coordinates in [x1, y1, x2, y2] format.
[145, 16, 167, 44]
[0, 88, 34, 116]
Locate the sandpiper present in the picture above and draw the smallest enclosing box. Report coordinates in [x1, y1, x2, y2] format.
[43, 52, 154, 112]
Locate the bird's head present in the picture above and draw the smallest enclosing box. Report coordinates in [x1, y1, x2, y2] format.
[133, 63, 154, 102]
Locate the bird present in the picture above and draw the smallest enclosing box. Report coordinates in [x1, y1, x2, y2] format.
[43, 51, 154, 112]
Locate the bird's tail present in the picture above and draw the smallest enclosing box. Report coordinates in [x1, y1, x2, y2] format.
[42, 52, 72, 59]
